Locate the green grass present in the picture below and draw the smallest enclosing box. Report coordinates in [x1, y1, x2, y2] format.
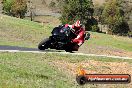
[0, 14, 132, 52]
[0, 15, 132, 51]
[86, 32, 132, 51]
[0, 52, 74, 88]
[0, 52, 132, 88]
[50, 53, 132, 63]
[0, 14, 54, 48]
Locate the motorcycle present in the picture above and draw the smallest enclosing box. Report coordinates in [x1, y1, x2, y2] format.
[38, 25, 90, 52]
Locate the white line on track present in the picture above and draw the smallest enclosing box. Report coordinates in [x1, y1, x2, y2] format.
[0, 50, 131, 60]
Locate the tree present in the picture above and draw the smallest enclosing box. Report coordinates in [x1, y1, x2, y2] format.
[93, 3, 103, 16]
[85, 17, 99, 32]
[118, 0, 132, 36]
[101, 0, 130, 35]
[2, 0, 27, 18]
[2, 0, 14, 15]
[117, 0, 132, 21]
[11, 0, 27, 18]
[59, 0, 94, 25]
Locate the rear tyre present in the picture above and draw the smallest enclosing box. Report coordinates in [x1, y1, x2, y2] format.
[38, 38, 50, 50]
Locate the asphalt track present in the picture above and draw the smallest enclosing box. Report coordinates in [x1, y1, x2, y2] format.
[0, 45, 132, 59]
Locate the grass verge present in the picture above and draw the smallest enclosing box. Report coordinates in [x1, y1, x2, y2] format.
[86, 32, 132, 51]
[0, 14, 54, 48]
[0, 52, 132, 88]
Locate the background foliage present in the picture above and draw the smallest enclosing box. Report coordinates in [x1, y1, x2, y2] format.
[2, 0, 27, 18]
[101, 0, 131, 35]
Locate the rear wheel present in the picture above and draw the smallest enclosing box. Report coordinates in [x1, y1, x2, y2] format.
[38, 38, 50, 50]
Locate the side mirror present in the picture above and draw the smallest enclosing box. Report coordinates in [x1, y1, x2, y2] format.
[85, 32, 90, 40]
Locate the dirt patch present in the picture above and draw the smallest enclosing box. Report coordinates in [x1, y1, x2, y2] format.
[50, 59, 132, 87]
[78, 43, 132, 58]
[51, 59, 132, 75]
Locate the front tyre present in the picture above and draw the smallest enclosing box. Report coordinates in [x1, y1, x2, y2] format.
[38, 38, 50, 50]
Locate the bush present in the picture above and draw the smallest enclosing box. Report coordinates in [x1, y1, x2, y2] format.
[11, 0, 27, 18]
[101, 0, 130, 36]
[91, 25, 99, 32]
[128, 31, 132, 37]
[85, 17, 99, 32]
[113, 21, 130, 35]
[2, 0, 27, 18]
[2, 0, 14, 15]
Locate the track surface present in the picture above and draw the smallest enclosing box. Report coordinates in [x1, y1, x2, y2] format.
[0, 45, 131, 59]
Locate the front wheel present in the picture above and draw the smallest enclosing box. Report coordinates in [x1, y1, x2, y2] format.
[38, 38, 50, 50]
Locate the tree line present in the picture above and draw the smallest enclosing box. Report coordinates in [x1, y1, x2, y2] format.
[2, 0, 27, 18]
[59, 0, 132, 37]
[1, 0, 132, 37]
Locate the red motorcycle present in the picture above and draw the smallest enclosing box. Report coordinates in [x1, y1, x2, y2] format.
[38, 25, 90, 52]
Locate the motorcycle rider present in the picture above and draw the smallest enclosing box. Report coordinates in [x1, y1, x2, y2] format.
[65, 20, 86, 51]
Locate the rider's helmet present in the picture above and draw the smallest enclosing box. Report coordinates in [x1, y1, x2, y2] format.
[74, 20, 81, 28]
[72, 20, 82, 31]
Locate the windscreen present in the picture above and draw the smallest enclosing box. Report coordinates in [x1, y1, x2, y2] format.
[60, 27, 71, 36]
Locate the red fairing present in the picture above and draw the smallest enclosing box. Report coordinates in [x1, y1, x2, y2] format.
[64, 22, 85, 46]
[72, 27, 85, 46]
